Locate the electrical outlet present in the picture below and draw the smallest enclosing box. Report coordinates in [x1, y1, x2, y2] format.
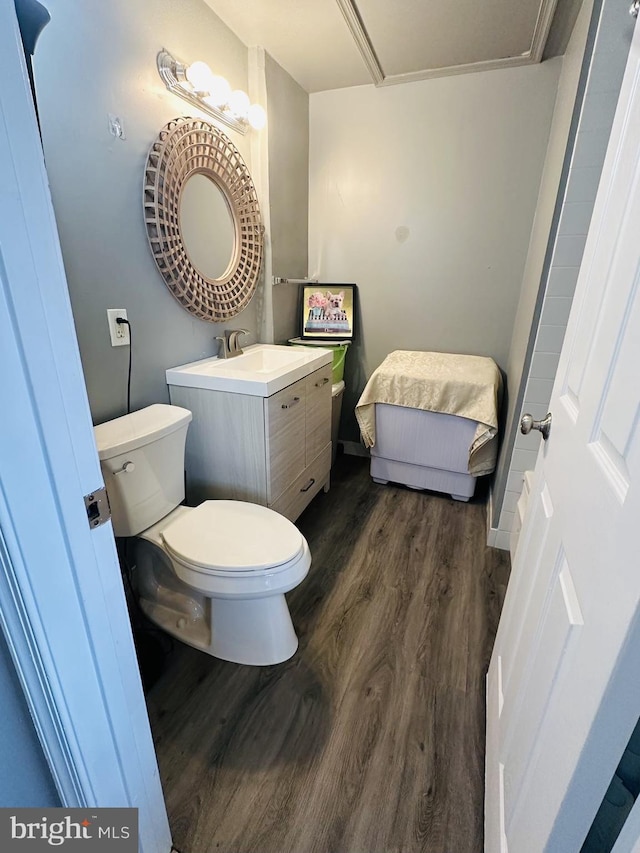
[107, 309, 130, 347]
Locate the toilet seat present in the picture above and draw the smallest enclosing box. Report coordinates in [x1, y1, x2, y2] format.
[160, 500, 305, 576]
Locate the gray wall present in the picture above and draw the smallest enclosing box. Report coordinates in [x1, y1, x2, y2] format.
[265, 53, 309, 345]
[35, 0, 259, 425]
[309, 62, 562, 441]
[0, 629, 60, 807]
[491, 0, 635, 545]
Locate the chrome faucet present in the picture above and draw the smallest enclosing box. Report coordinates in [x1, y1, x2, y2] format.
[215, 329, 250, 359]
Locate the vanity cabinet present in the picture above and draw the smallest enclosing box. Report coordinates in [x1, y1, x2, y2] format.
[168, 363, 332, 522]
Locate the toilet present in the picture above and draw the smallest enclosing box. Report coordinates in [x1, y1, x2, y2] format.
[93, 404, 311, 665]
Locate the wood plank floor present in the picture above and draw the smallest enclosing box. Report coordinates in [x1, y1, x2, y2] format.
[146, 455, 510, 853]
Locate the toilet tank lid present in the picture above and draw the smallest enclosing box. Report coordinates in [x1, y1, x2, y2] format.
[93, 404, 192, 461]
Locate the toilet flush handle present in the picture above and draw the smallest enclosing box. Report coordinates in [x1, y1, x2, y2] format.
[114, 461, 136, 475]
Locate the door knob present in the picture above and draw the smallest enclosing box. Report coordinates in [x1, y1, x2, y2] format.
[520, 412, 552, 441]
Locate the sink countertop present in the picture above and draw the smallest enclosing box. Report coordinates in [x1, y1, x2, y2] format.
[166, 344, 333, 397]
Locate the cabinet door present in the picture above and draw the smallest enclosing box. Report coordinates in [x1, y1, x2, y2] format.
[265, 379, 306, 502]
[269, 444, 332, 522]
[305, 365, 332, 463]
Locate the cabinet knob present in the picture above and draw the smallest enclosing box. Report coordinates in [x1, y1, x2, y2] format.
[281, 396, 301, 410]
[315, 377, 330, 387]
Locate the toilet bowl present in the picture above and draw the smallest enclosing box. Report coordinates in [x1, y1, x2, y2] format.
[94, 404, 311, 665]
[136, 501, 310, 664]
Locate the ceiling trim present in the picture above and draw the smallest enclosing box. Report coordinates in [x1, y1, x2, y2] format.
[376, 53, 543, 88]
[529, 0, 560, 61]
[335, 0, 384, 85]
[338, 0, 560, 89]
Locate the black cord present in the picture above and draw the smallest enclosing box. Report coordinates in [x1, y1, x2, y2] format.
[118, 539, 148, 624]
[116, 317, 132, 414]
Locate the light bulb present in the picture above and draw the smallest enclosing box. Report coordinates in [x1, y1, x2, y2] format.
[248, 104, 267, 130]
[207, 75, 231, 107]
[185, 61, 214, 93]
[229, 89, 250, 119]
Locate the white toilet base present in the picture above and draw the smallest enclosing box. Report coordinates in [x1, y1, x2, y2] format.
[210, 595, 298, 665]
[141, 593, 298, 666]
[135, 534, 306, 666]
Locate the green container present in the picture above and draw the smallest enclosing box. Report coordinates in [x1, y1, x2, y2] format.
[288, 338, 350, 385]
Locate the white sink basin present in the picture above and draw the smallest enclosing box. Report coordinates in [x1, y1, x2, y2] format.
[166, 344, 333, 397]
[219, 347, 305, 374]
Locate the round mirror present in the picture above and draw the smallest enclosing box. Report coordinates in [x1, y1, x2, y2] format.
[143, 117, 263, 322]
[179, 174, 235, 281]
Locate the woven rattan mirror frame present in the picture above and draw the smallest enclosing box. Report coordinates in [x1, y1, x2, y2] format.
[143, 117, 263, 322]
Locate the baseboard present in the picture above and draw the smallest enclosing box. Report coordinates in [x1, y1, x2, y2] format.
[486, 485, 511, 550]
[341, 440, 370, 458]
[487, 485, 497, 547]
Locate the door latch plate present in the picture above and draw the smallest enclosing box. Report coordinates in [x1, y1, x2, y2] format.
[84, 487, 111, 529]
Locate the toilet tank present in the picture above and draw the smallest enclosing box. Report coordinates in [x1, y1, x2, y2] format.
[93, 404, 192, 537]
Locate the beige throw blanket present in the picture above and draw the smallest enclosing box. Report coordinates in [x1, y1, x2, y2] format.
[355, 350, 502, 476]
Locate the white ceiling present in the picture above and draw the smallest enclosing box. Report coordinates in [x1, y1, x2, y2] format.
[203, 0, 582, 93]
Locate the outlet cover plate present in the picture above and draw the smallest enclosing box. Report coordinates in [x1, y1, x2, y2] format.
[107, 309, 130, 346]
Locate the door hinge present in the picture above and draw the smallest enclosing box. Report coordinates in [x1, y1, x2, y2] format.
[84, 487, 111, 530]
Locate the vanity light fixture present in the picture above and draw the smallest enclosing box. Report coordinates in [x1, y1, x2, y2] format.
[157, 49, 266, 134]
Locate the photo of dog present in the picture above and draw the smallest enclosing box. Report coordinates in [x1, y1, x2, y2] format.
[324, 290, 345, 319]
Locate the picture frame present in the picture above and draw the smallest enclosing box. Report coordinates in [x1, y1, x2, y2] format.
[299, 283, 357, 341]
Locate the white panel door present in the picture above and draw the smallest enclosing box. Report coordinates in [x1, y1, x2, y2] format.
[0, 5, 171, 850]
[486, 20, 640, 853]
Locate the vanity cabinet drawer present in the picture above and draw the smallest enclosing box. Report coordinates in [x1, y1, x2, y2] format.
[265, 378, 306, 502]
[269, 445, 331, 522]
[305, 366, 332, 463]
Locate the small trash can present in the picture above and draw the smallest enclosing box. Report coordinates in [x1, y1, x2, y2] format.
[288, 338, 350, 385]
[331, 381, 345, 466]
